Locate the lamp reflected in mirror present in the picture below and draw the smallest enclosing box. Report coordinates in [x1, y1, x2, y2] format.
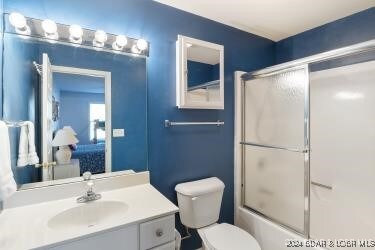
[52, 129, 79, 164]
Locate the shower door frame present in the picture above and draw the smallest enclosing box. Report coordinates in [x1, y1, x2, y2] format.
[240, 65, 311, 237]
[235, 38, 375, 239]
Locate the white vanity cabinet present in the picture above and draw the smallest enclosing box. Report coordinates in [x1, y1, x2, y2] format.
[0, 173, 179, 250]
[46, 215, 175, 250]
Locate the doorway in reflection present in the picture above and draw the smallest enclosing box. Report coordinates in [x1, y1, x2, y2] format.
[53, 72, 107, 180]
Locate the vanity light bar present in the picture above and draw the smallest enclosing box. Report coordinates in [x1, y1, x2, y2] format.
[5, 12, 150, 57]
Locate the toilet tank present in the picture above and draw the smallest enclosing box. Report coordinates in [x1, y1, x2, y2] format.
[175, 177, 225, 229]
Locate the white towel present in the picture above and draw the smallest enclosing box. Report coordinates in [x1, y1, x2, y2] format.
[17, 124, 29, 167]
[17, 121, 39, 167]
[0, 121, 17, 201]
[26, 122, 39, 165]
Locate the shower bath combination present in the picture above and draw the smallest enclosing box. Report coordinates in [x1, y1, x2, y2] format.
[235, 39, 375, 250]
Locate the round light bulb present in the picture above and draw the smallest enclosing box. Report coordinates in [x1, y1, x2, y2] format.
[95, 29, 107, 41]
[93, 30, 107, 48]
[116, 35, 127, 47]
[42, 19, 57, 34]
[9, 12, 27, 29]
[131, 44, 141, 54]
[42, 19, 58, 39]
[69, 24, 83, 44]
[136, 39, 148, 51]
[112, 35, 127, 50]
[69, 25, 83, 39]
[9, 12, 30, 35]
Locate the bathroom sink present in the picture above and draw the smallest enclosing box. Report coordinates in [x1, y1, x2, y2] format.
[48, 201, 128, 231]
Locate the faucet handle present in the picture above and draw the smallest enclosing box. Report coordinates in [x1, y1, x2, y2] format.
[82, 171, 92, 181]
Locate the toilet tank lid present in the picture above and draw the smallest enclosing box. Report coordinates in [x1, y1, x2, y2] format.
[175, 177, 225, 197]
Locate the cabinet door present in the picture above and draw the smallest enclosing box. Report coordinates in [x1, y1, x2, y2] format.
[48, 225, 138, 250]
[140, 215, 175, 250]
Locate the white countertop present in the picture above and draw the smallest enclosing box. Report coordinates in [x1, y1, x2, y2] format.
[0, 184, 178, 250]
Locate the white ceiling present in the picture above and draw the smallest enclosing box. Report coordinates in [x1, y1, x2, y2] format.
[188, 45, 220, 65]
[154, 0, 375, 41]
[55, 74, 104, 94]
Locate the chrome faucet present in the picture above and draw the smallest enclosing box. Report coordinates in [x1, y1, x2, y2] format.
[77, 172, 102, 203]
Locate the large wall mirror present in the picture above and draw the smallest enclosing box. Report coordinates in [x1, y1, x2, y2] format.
[2, 14, 148, 190]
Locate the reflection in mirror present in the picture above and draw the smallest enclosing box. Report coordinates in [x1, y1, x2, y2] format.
[2, 32, 148, 189]
[176, 35, 224, 109]
[47, 68, 110, 183]
[187, 45, 220, 103]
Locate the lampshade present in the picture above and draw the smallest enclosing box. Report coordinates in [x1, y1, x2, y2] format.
[52, 129, 79, 147]
[63, 126, 77, 135]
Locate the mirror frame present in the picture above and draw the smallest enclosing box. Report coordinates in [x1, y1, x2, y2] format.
[176, 35, 224, 109]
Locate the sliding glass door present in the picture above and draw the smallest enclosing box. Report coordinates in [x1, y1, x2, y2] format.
[309, 57, 375, 248]
[242, 66, 310, 234]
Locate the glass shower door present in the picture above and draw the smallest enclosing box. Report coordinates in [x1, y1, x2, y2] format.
[242, 66, 309, 234]
[309, 56, 375, 248]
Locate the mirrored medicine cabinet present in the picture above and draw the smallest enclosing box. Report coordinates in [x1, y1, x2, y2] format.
[176, 35, 224, 109]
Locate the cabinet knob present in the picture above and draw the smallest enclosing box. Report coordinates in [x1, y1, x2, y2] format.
[155, 228, 163, 237]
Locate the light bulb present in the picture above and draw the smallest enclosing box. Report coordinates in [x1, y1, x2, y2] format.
[112, 35, 127, 50]
[136, 39, 148, 51]
[42, 19, 58, 39]
[93, 30, 107, 47]
[69, 24, 83, 44]
[9, 12, 26, 29]
[131, 44, 141, 54]
[9, 12, 30, 35]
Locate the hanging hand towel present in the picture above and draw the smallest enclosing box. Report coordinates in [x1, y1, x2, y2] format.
[17, 121, 39, 167]
[26, 121, 39, 165]
[17, 124, 29, 167]
[0, 121, 17, 201]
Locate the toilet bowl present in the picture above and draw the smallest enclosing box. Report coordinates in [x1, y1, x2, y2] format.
[175, 177, 261, 250]
[198, 223, 261, 250]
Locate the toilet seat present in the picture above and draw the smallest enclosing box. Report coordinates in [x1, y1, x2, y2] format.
[202, 223, 261, 250]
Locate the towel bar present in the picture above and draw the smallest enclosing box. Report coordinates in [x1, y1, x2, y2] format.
[2, 120, 27, 127]
[164, 120, 224, 127]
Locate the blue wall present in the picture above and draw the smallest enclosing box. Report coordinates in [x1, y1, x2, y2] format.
[2, 33, 40, 185]
[59, 91, 104, 145]
[276, 7, 375, 63]
[187, 61, 219, 87]
[3, 1, 275, 248]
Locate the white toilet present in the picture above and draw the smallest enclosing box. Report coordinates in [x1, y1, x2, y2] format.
[175, 177, 261, 250]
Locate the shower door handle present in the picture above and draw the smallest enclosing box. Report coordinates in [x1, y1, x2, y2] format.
[240, 141, 308, 153]
[311, 181, 333, 190]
